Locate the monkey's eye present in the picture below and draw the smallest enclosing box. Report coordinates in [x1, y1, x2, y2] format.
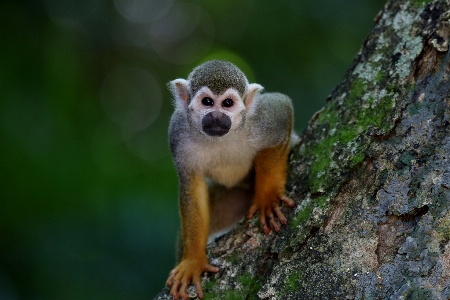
[222, 99, 234, 108]
[202, 97, 214, 106]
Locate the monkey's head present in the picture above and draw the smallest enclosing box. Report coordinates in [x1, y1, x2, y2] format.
[169, 60, 263, 138]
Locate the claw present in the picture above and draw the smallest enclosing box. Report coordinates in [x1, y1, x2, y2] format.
[167, 259, 219, 299]
[248, 194, 294, 234]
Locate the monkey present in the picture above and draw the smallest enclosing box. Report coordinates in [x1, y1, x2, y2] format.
[166, 60, 296, 299]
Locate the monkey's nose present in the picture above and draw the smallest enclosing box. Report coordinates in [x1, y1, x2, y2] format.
[202, 112, 231, 137]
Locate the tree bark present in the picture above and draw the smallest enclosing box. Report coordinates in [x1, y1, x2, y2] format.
[156, 0, 450, 298]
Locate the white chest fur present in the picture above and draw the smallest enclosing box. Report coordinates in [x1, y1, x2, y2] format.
[184, 134, 257, 188]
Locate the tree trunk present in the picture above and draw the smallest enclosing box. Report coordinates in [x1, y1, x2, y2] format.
[156, 0, 450, 298]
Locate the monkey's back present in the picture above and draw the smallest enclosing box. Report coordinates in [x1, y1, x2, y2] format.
[247, 92, 294, 150]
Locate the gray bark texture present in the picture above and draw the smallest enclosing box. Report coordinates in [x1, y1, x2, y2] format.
[156, 0, 450, 299]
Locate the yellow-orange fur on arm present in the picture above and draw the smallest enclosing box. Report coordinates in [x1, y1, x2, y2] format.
[247, 140, 295, 234]
[166, 174, 219, 299]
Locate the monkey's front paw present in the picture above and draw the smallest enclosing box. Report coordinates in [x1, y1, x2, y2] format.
[247, 194, 295, 234]
[166, 258, 219, 299]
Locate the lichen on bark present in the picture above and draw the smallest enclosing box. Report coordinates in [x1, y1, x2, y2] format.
[155, 1, 450, 299]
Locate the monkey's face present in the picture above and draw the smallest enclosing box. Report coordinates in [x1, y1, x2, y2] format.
[188, 87, 246, 138]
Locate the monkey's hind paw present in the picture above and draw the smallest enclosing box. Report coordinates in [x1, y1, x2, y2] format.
[247, 194, 295, 234]
[166, 259, 219, 299]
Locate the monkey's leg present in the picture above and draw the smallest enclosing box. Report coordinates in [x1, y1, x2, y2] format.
[247, 142, 295, 234]
[166, 174, 219, 299]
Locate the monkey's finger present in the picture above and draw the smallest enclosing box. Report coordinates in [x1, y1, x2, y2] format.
[259, 212, 271, 234]
[179, 280, 189, 300]
[170, 280, 181, 299]
[265, 209, 281, 232]
[278, 195, 295, 207]
[167, 269, 178, 286]
[181, 291, 188, 300]
[247, 204, 258, 219]
[273, 206, 287, 225]
[204, 264, 220, 273]
[269, 217, 281, 232]
[193, 275, 204, 298]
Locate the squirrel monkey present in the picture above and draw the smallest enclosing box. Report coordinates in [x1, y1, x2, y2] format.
[166, 60, 296, 299]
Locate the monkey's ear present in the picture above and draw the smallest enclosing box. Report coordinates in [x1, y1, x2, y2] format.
[168, 79, 190, 107]
[244, 83, 263, 108]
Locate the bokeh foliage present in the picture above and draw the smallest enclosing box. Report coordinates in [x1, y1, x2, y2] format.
[1, 0, 384, 298]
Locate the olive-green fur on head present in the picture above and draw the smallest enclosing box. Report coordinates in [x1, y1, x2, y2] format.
[188, 60, 248, 97]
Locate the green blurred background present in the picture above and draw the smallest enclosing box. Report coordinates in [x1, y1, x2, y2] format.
[1, 0, 384, 298]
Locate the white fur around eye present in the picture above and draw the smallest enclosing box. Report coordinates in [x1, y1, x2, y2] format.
[216, 89, 245, 110]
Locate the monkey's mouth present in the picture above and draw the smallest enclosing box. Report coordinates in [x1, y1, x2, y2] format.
[203, 126, 230, 136]
[202, 112, 231, 137]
